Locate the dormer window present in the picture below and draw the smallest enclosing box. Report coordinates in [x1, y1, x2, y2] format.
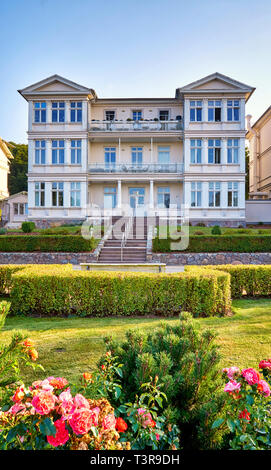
[34, 102, 46, 123]
[105, 111, 115, 121]
[190, 101, 202, 122]
[208, 100, 221, 122]
[52, 102, 65, 122]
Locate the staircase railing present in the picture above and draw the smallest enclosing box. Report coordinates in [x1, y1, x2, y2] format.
[120, 216, 133, 262]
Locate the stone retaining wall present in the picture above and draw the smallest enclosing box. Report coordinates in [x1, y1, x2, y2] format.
[1, 252, 271, 266]
[0, 252, 97, 265]
[148, 252, 271, 265]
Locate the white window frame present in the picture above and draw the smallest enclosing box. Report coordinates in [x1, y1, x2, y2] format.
[208, 139, 221, 164]
[208, 100, 222, 122]
[70, 182, 81, 207]
[71, 140, 81, 165]
[158, 146, 170, 164]
[52, 102, 65, 123]
[34, 182, 45, 207]
[132, 110, 142, 121]
[52, 182, 64, 207]
[190, 139, 202, 164]
[70, 102, 82, 122]
[34, 102, 46, 123]
[52, 140, 65, 165]
[228, 182, 239, 207]
[157, 187, 170, 208]
[159, 110, 170, 121]
[191, 182, 202, 207]
[209, 182, 221, 207]
[227, 139, 239, 164]
[34, 140, 46, 165]
[190, 100, 202, 122]
[105, 110, 116, 121]
[227, 100, 240, 122]
[131, 147, 143, 165]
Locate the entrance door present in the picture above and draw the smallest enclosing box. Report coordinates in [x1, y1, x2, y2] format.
[129, 188, 145, 216]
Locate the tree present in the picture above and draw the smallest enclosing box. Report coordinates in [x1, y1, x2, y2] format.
[7, 142, 28, 195]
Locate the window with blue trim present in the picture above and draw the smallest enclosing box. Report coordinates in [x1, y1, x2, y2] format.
[52, 140, 65, 164]
[34, 102, 46, 123]
[190, 101, 202, 122]
[35, 140, 46, 164]
[71, 140, 81, 164]
[70, 102, 82, 122]
[190, 139, 202, 163]
[52, 102, 65, 122]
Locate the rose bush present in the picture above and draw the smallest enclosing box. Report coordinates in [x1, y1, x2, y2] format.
[212, 360, 271, 450]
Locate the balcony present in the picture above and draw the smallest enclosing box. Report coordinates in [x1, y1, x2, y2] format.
[89, 120, 182, 133]
[88, 163, 184, 174]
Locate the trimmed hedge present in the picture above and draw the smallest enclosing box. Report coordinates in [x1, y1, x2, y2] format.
[188, 265, 271, 298]
[10, 266, 231, 317]
[0, 236, 97, 252]
[153, 235, 271, 253]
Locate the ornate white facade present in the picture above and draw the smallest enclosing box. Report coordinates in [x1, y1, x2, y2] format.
[19, 73, 255, 226]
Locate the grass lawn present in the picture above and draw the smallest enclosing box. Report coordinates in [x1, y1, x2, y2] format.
[1, 298, 271, 385]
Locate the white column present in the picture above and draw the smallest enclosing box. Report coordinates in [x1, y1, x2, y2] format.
[82, 100, 88, 130]
[221, 182, 228, 208]
[82, 138, 88, 172]
[117, 180, 122, 208]
[239, 137, 246, 172]
[183, 181, 190, 206]
[221, 99, 227, 122]
[202, 98, 208, 122]
[150, 138, 153, 163]
[239, 180, 246, 209]
[149, 180, 154, 209]
[65, 101, 70, 123]
[184, 138, 190, 171]
[202, 182, 209, 208]
[240, 99, 246, 130]
[45, 182, 51, 207]
[47, 139, 52, 164]
[28, 101, 33, 131]
[28, 139, 34, 171]
[118, 138, 121, 164]
[64, 182, 70, 208]
[47, 101, 52, 123]
[202, 137, 208, 165]
[28, 181, 35, 208]
[66, 139, 71, 164]
[221, 137, 227, 165]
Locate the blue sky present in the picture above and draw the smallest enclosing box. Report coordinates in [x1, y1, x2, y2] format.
[1, 0, 271, 142]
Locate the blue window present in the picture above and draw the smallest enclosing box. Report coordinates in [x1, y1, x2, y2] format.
[52, 140, 65, 164]
[35, 182, 45, 207]
[227, 100, 240, 121]
[70, 182, 81, 207]
[35, 140, 46, 164]
[227, 139, 239, 163]
[157, 187, 170, 208]
[70, 102, 82, 122]
[52, 102, 65, 122]
[132, 110, 142, 121]
[34, 102, 46, 123]
[191, 182, 202, 207]
[131, 147, 143, 165]
[228, 182, 239, 207]
[158, 146, 170, 164]
[52, 182, 64, 207]
[190, 139, 202, 163]
[208, 139, 221, 164]
[209, 182, 221, 207]
[208, 100, 221, 122]
[104, 187, 117, 209]
[190, 101, 202, 122]
[71, 140, 81, 164]
[104, 147, 116, 168]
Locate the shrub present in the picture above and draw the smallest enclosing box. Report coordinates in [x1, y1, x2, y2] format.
[196, 222, 206, 227]
[21, 222, 36, 233]
[101, 312, 226, 450]
[0, 235, 97, 252]
[213, 361, 271, 450]
[194, 231, 204, 235]
[10, 267, 231, 317]
[211, 225, 222, 235]
[153, 235, 271, 252]
[200, 265, 271, 298]
[0, 228, 7, 235]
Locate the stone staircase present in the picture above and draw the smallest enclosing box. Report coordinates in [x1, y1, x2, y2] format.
[98, 216, 148, 263]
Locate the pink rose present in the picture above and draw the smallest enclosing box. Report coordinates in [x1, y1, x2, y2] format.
[9, 403, 26, 415]
[74, 394, 90, 410]
[31, 390, 56, 415]
[259, 360, 271, 371]
[224, 380, 241, 393]
[47, 418, 69, 447]
[223, 367, 240, 380]
[102, 413, 116, 431]
[41, 379, 54, 392]
[257, 379, 271, 397]
[69, 409, 99, 435]
[58, 389, 74, 417]
[242, 368, 260, 385]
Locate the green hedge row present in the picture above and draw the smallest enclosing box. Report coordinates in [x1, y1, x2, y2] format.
[188, 265, 271, 298]
[9, 265, 231, 317]
[0, 236, 97, 252]
[153, 235, 271, 253]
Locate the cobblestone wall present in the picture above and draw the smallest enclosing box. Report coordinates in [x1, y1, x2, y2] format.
[0, 252, 97, 265]
[148, 252, 271, 265]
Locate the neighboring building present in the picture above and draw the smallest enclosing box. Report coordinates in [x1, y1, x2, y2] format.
[0, 138, 12, 201]
[246, 107, 271, 199]
[1, 191, 28, 227]
[19, 73, 254, 227]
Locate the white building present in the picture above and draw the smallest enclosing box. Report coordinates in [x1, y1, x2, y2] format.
[19, 73, 254, 227]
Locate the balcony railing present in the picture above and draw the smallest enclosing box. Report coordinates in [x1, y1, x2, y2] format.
[88, 163, 184, 174]
[89, 120, 182, 132]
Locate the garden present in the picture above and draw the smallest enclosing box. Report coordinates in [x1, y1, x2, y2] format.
[0, 264, 271, 450]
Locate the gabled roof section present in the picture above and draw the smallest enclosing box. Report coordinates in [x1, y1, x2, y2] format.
[176, 72, 255, 101]
[18, 74, 97, 100]
[0, 138, 13, 160]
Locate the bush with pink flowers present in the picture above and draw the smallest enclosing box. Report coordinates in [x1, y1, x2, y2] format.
[212, 361, 271, 450]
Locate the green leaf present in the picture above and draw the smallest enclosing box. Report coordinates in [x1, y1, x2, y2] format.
[227, 419, 235, 433]
[114, 386, 122, 400]
[39, 417, 56, 436]
[211, 418, 224, 429]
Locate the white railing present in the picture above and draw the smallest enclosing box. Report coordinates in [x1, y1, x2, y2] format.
[121, 216, 133, 262]
[89, 120, 182, 132]
[88, 163, 184, 174]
